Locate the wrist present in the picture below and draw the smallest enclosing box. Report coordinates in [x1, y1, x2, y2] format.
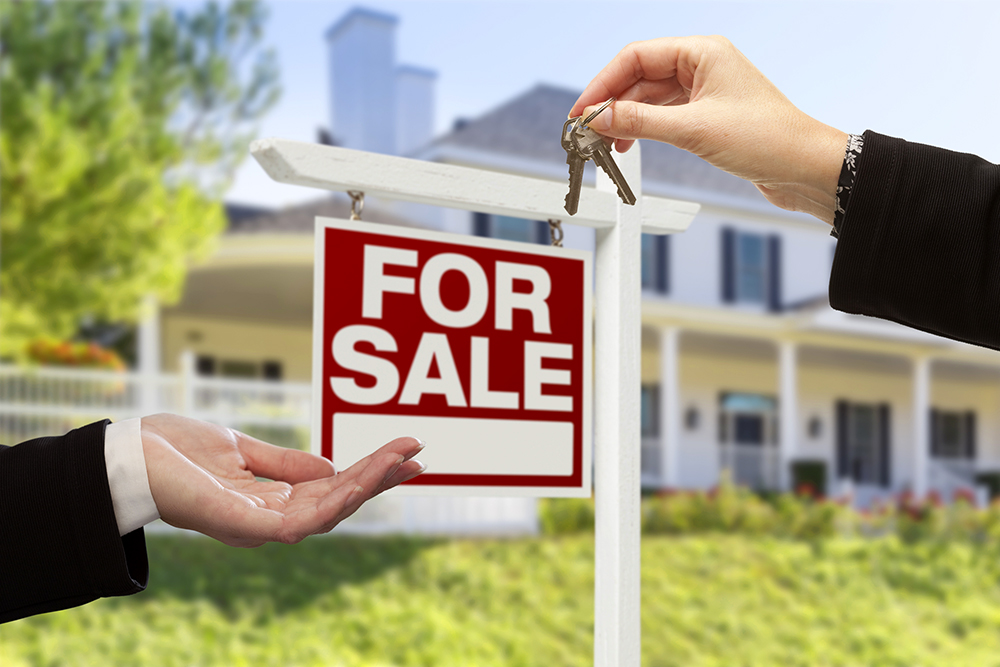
[755, 119, 847, 224]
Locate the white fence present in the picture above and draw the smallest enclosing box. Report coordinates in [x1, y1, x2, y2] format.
[0, 359, 537, 535]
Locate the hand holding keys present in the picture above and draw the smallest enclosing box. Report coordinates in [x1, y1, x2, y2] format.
[562, 98, 637, 216]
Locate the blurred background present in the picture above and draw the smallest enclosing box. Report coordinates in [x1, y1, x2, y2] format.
[5, 1, 1000, 665]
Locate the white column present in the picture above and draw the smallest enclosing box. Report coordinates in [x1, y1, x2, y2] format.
[778, 341, 798, 491]
[660, 327, 681, 488]
[913, 357, 931, 498]
[138, 294, 161, 416]
[593, 142, 642, 667]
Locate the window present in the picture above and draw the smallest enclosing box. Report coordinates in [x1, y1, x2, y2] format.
[219, 360, 258, 379]
[931, 409, 975, 459]
[836, 401, 890, 486]
[640, 385, 659, 437]
[641, 234, 670, 294]
[736, 233, 766, 303]
[473, 212, 547, 245]
[721, 228, 781, 310]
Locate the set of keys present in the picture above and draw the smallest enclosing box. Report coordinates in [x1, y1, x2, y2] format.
[561, 97, 637, 216]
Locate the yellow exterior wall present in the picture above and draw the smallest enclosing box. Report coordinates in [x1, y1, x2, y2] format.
[162, 314, 313, 382]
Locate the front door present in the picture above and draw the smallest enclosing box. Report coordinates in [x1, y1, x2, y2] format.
[720, 393, 777, 489]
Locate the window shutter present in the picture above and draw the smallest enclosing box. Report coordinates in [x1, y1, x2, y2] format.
[930, 408, 940, 457]
[836, 400, 849, 479]
[473, 212, 490, 237]
[965, 411, 977, 459]
[721, 227, 735, 303]
[656, 235, 670, 294]
[878, 403, 891, 488]
[768, 234, 782, 312]
[652, 385, 661, 436]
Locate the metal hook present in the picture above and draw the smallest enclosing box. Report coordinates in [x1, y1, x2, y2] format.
[347, 191, 365, 220]
[548, 219, 564, 248]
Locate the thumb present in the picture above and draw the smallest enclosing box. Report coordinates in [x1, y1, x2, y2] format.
[581, 99, 698, 150]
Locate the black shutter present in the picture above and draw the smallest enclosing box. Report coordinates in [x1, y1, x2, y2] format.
[473, 212, 490, 237]
[965, 411, 977, 459]
[767, 234, 782, 312]
[878, 403, 891, 488]
[535, 220, 550, 245]
[656, 235, 669, 294]
[721, 227, 735, 303]
[652, 385, 661, 436]
[836, 400, 849, 479]
[930, 409, 940, 457]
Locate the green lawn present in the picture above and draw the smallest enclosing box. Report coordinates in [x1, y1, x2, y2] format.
[5, 534, 1000, 666]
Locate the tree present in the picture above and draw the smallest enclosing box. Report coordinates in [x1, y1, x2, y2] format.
[0, 1, 280, 359]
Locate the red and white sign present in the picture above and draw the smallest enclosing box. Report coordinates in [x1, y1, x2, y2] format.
[312, 217, 592, 496]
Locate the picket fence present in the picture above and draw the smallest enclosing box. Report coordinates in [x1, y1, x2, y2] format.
[0, 356, 537, 536]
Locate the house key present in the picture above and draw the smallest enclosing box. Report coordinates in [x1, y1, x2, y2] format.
[561, 98, 636, 215]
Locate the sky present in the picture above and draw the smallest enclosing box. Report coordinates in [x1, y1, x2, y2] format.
[225, 0, 1000, 208]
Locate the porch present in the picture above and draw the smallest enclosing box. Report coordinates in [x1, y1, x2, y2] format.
[639, 301, 1000, 505]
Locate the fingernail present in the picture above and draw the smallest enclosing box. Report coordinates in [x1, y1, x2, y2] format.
[348, 485, 365, 501]
[589, 105, 613, 132]
[403, 437, 426, 461]
[402, 461, 427, 482]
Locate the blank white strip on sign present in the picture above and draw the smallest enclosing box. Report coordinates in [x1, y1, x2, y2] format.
[332, 413, 574, 476]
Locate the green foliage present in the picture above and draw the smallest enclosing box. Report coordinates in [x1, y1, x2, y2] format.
[7, 534, 1000, 666]
[790, 459, 827, 496]
[0, 1, 280, 357]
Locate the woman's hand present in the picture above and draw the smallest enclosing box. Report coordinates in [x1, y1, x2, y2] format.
[140, 413, 425, 547]
[570, 36, 847, 223]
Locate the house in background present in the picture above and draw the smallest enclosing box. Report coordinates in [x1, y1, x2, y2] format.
[162, 6, 1000, 507]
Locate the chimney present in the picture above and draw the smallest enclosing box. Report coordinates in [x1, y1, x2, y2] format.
[325, 8, 398, 155]
[395, 65, 437, 156]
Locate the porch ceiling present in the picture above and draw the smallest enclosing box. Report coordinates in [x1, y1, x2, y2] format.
[165, 264, 314, 327]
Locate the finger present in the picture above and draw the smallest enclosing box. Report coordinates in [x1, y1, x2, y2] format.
[236, 433, 336, 484]
[334, 436, 425, 477]
[314, 451, 407, 531]
[570, 36, 710, 117]
[374, 459, 426, 495]
[581, 99, 700, 149]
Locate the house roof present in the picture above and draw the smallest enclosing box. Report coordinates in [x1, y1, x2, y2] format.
[427, 84, 767, 204]
[224, 195, 420, 234]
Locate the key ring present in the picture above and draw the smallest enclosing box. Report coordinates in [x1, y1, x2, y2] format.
[582, 96, 616, 127]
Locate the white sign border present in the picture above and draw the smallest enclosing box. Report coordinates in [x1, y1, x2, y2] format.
[312, 216, 593, 497]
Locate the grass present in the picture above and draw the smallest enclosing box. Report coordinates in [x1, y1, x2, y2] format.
[5, 534, 1000, 666]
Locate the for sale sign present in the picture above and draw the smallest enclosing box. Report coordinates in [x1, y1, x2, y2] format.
[312, 217, 592, 496]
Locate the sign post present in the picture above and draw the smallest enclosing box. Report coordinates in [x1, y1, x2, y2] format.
[252, 137, 698, 667]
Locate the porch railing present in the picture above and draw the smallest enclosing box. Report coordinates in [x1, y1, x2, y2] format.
[720, 443, 779, 491]
[0, 359, 537, 535]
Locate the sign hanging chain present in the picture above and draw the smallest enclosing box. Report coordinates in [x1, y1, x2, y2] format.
[348, 191, 365, 220]
[548, 219, 564, 247]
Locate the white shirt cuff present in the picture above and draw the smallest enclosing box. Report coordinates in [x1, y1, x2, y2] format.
[105, 418, 160, 536]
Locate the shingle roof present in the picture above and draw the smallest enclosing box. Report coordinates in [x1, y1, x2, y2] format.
[226, 195, 420, 234]
[430, 84, 766, 203]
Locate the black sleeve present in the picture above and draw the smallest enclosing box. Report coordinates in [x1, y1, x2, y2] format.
[830, 130, 1000, 350]
[0, 420, 148, 624]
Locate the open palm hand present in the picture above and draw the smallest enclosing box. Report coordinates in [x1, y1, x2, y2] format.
[140, 414, 425, 547]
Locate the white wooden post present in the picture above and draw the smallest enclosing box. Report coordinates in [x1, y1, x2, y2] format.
[913, 356, 931, 498]
[660, 327, 681, 488]
[249, 138, 699, 665]
[778, 340, 798, 491]
[180, 350, 196, 418]
[138, 294, 161, 416]
[593, 145, 642, 667]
